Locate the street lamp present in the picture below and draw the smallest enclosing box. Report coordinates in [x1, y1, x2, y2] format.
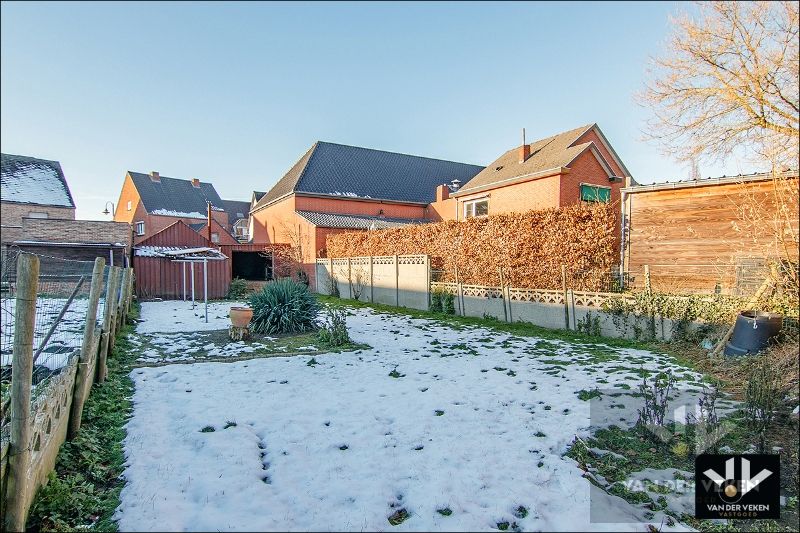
[102, 201, 116, 217]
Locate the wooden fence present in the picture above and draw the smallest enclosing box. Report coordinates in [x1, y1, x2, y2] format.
[0, 254, 135, 531]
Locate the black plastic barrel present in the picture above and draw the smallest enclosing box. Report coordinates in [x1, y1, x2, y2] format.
[724, 310, 783, 357]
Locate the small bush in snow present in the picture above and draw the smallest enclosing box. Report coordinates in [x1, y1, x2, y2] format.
[248, 279, 319, 335]
[227, 277, 249, 300]
[317, 308, 350, 347]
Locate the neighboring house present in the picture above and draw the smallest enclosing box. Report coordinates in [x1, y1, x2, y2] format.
[188, 219, 240, 246]
[622, 170, 799, 294]
[428, 124, 634, 220]
[1, 153, 76, 246]
[114, 171, 230, 244]
[249, 141, 484, 278]
[1, 153, 130, 265]
[221, 199, 252, 242]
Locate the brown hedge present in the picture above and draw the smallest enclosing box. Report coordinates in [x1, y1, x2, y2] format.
[325, 203, 619, 290]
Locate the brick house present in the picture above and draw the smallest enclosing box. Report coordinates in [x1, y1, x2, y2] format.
[1, 153, 77, 245]
[252, 124, 632, 273]
[114, 171, 232, 244]
[221, 199, 252, 242]
[249, 141, 484, 280]
[428, 124, 634, 220]
[1, 153, 131, 265]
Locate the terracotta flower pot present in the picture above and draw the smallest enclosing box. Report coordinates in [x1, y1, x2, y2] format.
[230, 306, 253, 328]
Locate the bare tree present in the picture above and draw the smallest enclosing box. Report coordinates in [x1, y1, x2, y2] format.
[263, 220, 312, 282]
[640, 1, 799, 168]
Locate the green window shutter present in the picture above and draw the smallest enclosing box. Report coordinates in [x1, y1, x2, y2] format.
[580, 184, 610, 203]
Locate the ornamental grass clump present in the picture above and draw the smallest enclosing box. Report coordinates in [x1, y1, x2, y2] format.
[248, 279, 320, 334]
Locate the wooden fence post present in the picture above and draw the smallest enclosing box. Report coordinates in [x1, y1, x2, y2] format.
[68, 257, 106, 439]
[394, 254, 399, 307]
[6, 253, 39, 532]
[369, 256, 374, 303]
[116, 268, 130, 335]
[561, 265, 570, 330]
[107, 267, 122, 352]
[97, 266, 119, 383]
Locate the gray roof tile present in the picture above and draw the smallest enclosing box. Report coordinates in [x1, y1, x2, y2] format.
[128, 172, 225, 218]
[255, 142, 483, 209]
[1, 153, 75, 208]
[296, 210, 428, 230]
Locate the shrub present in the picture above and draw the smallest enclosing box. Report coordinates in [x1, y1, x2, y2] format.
[296, 269, 310, 287]
[326, 275, 340, 298]
[443, 292, 456, 315]
[745, 356, 786, 452]
[227, 277, 249, 300]
[317, 308, 350, 347]
[429, 290, 443, 312]
[249, 279, 320, 334]
[637, 371, 676, 432]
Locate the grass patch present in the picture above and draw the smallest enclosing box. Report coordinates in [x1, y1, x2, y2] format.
[577, 389, 602, 401]
[388, 508, 409, 526]
[436, 507, 452, 516]
[27, 302, 141, 532]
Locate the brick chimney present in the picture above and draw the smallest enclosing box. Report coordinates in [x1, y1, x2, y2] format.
[435, 184, 450, 202]
[191, 178, 201, 188]
[149, 171, 160, 182]
[519, 128, 530, 163]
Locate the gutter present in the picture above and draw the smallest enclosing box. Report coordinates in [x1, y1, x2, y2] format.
[622, 171, 797, 194]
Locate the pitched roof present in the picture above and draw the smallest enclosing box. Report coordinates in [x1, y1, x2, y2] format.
[455, 124, 597, 196]
[252, 191, 266, 204]
[254, 142, 483, 210]
[128, 172, 225, 219]
[221, 199, 251, 225]
[296, 210, 428, 230]
[1, 153, 76, 208]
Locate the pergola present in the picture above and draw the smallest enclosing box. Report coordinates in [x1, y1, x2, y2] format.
[141, 246, 228, 322]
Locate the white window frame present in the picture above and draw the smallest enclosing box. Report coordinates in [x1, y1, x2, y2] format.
[127, 200, 132, 211]
[211, 232, 220, 243]
[463, 198, 489, 219]
[135, 221, 145, 236]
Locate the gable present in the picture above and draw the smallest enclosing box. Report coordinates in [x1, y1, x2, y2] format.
[137, 220, 211, 248]
[1, 153, 76, 208]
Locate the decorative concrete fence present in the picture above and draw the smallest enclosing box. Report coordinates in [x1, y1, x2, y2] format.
[431, 280, 699, 342]
[315, 255, 430, 311]
[0, 252, 135, 531]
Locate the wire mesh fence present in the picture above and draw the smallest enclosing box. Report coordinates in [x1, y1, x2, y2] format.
[1, 248, 110, 404]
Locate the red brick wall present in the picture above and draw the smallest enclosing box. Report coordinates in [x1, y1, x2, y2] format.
[295, 195, 427, 219]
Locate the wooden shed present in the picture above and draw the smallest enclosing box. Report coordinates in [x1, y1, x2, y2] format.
[621, 171, 799, 294]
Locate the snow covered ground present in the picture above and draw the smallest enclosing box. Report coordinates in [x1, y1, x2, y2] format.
[117, 306, 708, 531]
[1, 296, 88, 370]
[136, 300, 248, 333]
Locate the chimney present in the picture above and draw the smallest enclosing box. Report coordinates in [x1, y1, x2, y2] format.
[191, 178, 201, 188]
[149, 171, 160, 182]
[519, 128, 530, 163]
[436, 184, 450, 202]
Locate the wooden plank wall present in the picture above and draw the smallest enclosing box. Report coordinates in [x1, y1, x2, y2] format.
[625, 178, 799, 294]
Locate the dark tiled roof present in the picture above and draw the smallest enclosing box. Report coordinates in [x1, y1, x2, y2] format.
[296, 210, 428, 230]
[221, 199, 251, 225]
[252, 191, 266, 203]
[188, 222, 206, 232]
[255, 142, 483, 209]
[1, 153, 76, 208]
[455, 124, 595, 196]
[128, 172, 225, 218]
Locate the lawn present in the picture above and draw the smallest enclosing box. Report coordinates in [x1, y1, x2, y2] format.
[113, 301, 718, 531]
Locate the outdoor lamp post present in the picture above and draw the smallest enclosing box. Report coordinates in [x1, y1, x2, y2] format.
[102, 201, 116, 217]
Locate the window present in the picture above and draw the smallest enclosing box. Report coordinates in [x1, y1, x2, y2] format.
[135, 221, 145, 236]
[464, 199, 489, 219]
[127, 200, 132, 211]
[28, 212, 48, 219]
[580, 183, 611, 203]
[211, 232, 220, 243]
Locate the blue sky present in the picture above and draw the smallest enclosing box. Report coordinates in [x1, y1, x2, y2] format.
[2, 1, 759, 220]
